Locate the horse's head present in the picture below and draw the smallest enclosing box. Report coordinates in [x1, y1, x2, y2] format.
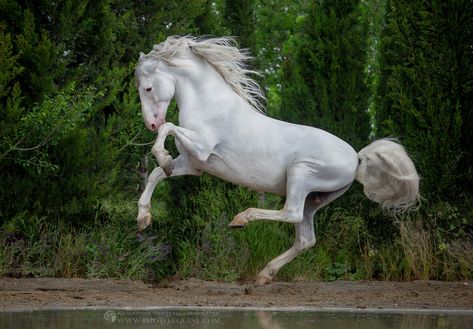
[135, 36, 266, 131]
[135, 55, 176, 131]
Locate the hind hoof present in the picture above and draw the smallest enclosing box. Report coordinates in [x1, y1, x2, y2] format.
[255, 274, 272, 286]
[229, 213, 248, 228]
[137, 213, 152, 231]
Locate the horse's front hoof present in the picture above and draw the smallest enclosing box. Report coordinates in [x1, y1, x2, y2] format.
[137, 213, 152, 231]
[229, 213, 248, 228]
[254, 274, 272, 286]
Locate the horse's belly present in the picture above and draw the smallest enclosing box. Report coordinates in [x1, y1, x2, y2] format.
[198, 154, 288, 195]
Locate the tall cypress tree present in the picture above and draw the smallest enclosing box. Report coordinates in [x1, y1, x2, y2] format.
[223, 0, 255, 50]
[375, 0, 473, 200]
[280, 0, 371, 150]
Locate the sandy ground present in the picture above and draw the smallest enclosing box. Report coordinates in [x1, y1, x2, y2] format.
[0, 278, 472, 311]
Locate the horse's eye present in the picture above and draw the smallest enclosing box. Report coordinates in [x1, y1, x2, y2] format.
[145, 87, 152, 92]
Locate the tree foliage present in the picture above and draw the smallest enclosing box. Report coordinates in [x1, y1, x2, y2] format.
[0, 0, 472, 281]
[375, 0, 473, 200]
[0, 0, 223, 224]
[279, 0, 371, 150]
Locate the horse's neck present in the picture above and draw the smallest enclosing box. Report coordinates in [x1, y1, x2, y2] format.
[174, 64, 246, 127]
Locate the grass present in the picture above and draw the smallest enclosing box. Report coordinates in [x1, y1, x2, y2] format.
[398, 220, 433, 280]
[0, 198, 167, 280]
[1, 176, 472, 282]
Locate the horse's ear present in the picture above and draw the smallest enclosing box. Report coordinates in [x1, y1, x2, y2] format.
[139, 52, 145, 59]
[141, 60, 158, 74]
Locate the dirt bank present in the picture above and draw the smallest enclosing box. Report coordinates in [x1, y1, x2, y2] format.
[0, 278, 472, 311]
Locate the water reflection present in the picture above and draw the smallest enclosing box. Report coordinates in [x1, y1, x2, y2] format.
[254, 310, 471, 329]
[256, 311, 283, 329]
[0, 309, 471, 329]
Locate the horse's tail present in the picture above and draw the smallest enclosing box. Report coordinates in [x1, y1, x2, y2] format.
[355, 138, 420, 214]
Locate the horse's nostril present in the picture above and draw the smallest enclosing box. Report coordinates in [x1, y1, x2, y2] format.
[151, 123, 157, 130]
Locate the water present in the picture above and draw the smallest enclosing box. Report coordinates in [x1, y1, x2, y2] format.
[1, 308, 472, 329]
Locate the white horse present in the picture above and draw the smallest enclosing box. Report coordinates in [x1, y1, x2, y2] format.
[135, 36, 419, 285]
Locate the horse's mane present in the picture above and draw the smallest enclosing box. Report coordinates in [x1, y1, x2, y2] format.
[137, 36, 266, 113]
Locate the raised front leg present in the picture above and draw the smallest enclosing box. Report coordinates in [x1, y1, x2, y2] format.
[152, 123, 214, 176]
[137, 155, 201, 230]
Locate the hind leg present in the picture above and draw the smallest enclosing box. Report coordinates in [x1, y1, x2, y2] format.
[230, 163, 349, 227]
[254, 199, 318, 285]
[254, 184, 351, 285]
[230, 165, 314, 227]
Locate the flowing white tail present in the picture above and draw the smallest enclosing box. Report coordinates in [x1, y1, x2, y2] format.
[356, 138, 420, 214]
